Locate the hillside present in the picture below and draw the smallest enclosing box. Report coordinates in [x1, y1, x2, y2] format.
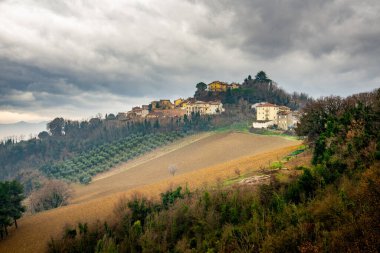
[39, 89, 379, 253]
[72, 132, 299, 203]
[0, 132, 301, 253]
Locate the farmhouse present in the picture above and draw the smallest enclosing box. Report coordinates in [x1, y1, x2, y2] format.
[253, 102, 299, 130]
[256, 103, 279, 121]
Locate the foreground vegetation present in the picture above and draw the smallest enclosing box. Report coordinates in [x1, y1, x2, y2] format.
[48, 89, 379, 252]
[0, 180, 25, 239]
[40, 132, 187, 184]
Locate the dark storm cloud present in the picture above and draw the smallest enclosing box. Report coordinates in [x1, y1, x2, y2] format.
[0, 0, 379, 122]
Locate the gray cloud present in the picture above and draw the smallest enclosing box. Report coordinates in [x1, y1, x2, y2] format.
[0, 0, 379, 122]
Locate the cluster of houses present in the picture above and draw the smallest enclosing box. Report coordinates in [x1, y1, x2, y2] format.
[115, 80, 298, 132]
[252, 102, 300, 131]
[115, 81, 241, 121]
[116, 98, 225, 121]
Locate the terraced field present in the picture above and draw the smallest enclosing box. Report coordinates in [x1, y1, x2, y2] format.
[0, 132, 302, 253]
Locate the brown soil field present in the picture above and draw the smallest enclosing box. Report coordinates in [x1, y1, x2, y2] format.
[0, 132, 302, 253]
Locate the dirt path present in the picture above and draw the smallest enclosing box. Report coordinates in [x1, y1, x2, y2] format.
[0, 132, 301, 253]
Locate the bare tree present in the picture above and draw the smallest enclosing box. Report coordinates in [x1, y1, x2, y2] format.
[29, 180, 72, 213]
[168, 165, 178, 177]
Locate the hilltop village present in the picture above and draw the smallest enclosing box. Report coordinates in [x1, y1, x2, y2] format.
[116, 80, 300, 132]
[116, 80, 239, 121]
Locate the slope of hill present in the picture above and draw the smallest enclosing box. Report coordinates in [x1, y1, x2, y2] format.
[0, 132, 301, 253]
[43, 89, 380, 253]
[72, 132, 299, 203]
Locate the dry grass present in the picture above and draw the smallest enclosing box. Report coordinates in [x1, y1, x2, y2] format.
[0, 132, 302, 253]
[71, 132, 298, 203]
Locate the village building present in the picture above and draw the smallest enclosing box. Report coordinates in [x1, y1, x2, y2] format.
[208, 101, 225, 114]
[127, 111, 137, 119]
[154, 108, 186, 118]
[256, 103, 279, 121]
[228, 83, 240, 89]
[150, 101, 159, 110]
[174, 98, 184, 107]
[277, 111, 293, 130]
[186, 101, 224, 115]
[146, 111, 164, 119]
[252, 120, 276, 129]
[130, 107, 149, 118]
[116, 112, 128, 121]
[208, 81, 229, 92]
[151, 99, 174, 110]
[252, 102, 299, 130]
[251, 102, 268, 109]
[159, 99, 174, 109]
[278, 105, 291, 113]
[277, 110, 301, 130]
[178, 100, 188, 109]
[186, 101, 208, 115]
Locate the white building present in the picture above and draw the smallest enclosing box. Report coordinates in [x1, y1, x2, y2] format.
[207, 101, 225, 114]
[256, 103, 279, 121]
[186, 101, 224, 115]
[252, 120, 275, 129]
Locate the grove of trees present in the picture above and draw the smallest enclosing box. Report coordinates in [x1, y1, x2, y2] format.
[40, 132, 187, 184]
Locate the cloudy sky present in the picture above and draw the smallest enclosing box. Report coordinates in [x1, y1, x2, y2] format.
[0, 0, 379, 123]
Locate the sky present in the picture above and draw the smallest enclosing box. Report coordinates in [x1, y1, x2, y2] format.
[0, 0, 379, 124]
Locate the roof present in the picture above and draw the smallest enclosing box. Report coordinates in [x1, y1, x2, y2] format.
[209, 81, 228, 85]
[278, 111, 292, 116]
[256, 103, 278, 108]
[279, 106, 291, 110]
[209, 101, 222, 105]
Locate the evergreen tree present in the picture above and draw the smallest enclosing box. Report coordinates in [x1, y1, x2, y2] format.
[255, 71, 270, 82]
[0, 180, 25, 238]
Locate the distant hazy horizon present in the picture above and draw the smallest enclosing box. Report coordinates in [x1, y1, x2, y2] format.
[0, 121, 48, 141]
